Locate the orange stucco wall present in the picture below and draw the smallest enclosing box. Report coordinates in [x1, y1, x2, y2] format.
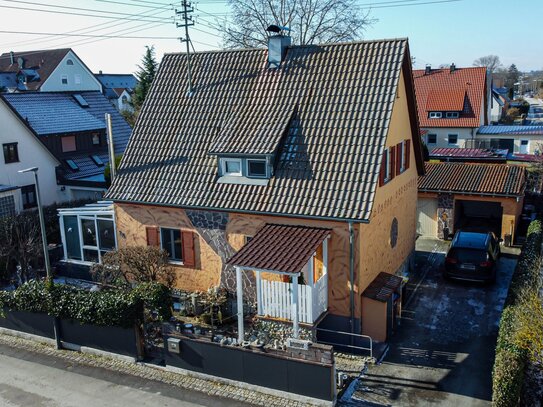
[359, 70, 418, 299]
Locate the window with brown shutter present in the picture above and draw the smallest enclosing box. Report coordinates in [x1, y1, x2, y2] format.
[379, 150, 387, 186]
[389, 146, 396, 180]
[182, 230, 196, 267]
[396, 142, 403, 175]
[405, 139, 411, 169]
[146, 226, 160, 247]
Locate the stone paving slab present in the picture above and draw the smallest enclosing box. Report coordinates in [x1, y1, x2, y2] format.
[0, 332, 317, 407]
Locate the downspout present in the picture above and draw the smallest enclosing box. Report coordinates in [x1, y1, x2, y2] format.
[349, 221, 355, 334]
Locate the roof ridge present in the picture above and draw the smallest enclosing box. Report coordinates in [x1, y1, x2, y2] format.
[163, 37, 408, 56]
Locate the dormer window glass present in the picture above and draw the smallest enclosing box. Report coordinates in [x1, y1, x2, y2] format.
[247, 159, 267, 178]
[446, 112, 459, 118]
[222, 158, 242, 176]
[429, 112, 442, 119]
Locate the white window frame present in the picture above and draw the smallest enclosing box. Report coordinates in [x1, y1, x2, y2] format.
[429, 112, 442, 119]
[520, 139, 530, 153]
[221, 158, 242, 176]
[74, 74, 81, 85]
[61, 75, 68, 85]
[446, 112, 459, 118]
[246, 159, 268, 178]
[448, 134, 459, 145]
[159, 227, 184, 264]
[427, 134, 437, 144]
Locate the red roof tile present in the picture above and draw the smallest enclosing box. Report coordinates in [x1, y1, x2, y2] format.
[227, 224, 331, 274]
[413, 67, 487, 128]
[418, 162, 525, 196]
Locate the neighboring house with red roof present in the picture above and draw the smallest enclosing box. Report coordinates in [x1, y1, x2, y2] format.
[413, 65, 489, 149]
[106, 35, 425, 344]
[417, 162, 525, 243]
[0, 49, 102, 93]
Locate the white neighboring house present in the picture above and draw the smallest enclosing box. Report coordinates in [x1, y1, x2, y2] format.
[94, 73, 137, 112]
[0, 96, 64, 213]
[0, 91, 132, 215]
[0, 48, 102, 92]
[476, 125, 543, 154]
[413, 65, 489, 149]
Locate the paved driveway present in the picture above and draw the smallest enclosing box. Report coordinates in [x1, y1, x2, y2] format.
[349, 238, 516, 406]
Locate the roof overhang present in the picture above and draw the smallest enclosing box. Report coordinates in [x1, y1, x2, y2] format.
[227, 223, 331, 274]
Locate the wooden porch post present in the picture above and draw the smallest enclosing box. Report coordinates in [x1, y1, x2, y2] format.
[292, 273, 299, 339]
[256, 270, 263, 315]
[236, 266, 244, 343]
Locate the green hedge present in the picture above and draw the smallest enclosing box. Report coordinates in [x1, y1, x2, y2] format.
[492, 219, 543, 407]
[0, 281, 172, 328]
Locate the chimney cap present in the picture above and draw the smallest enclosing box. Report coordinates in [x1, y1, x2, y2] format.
[266, 24, 290, 34]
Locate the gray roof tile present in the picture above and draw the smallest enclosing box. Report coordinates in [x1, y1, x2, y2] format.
[107, 39, 417, 221]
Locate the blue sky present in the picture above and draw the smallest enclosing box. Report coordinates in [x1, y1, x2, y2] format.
[0, 0, 541, 74]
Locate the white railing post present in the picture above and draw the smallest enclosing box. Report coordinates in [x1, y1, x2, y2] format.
[256, 270, 262, 315]
[292, 274, 299, 338]
[236, 266, 244, 343]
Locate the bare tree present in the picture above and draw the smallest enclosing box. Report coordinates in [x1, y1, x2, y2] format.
[219, 0, 375, 48]
[473, 55, 502, 74]
[91, 246, 175, 288]
[0, 212, 42, 284]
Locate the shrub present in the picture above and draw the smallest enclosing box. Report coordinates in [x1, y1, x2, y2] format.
[0, 280, 170, 328]
[492, 218, 543, 406]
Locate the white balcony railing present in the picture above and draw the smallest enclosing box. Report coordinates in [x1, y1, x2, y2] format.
[259, 275, 328, 324]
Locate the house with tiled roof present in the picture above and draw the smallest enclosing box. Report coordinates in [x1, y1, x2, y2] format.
[106, 34, 424, 343]
[0, 91, 131, 212]
[417, 162, 525, 242]
[413, 65, 489, 149]
[0, 49, 102, 92]
[95, 73, 137, 112]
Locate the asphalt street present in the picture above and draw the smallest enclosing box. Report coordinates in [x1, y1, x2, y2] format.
[0, 343, 253, 407]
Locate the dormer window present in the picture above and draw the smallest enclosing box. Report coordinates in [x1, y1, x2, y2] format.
[446, 112, 459, 118]
[247, 159, 267, 178]
[429, 112, 442, 119]
[222, 158, 242, 176]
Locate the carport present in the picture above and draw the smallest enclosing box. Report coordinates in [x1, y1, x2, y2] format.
[418, 162, 526, 241]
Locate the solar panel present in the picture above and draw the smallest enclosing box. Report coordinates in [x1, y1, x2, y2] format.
[65, 159, 79, 171]
[73, 94, 89, 107]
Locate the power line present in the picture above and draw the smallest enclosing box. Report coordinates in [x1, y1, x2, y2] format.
[0, 30, 179, 40]
[0, 5, 171, 48]
[93, 0, 172, 9]
[0, 1, 173, 23]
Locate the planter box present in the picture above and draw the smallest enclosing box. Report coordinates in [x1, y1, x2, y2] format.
[59, 319, 138, 358]
[0, 309, 55, 339]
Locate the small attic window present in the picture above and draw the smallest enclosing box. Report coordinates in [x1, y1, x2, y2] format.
[222, 158, 242, 176]
[73, 94, 89, 107]
[446, 112, 459, 118]
[91, 155, 104, 166]
[247, 159, 267, 178]
[429, 112, 442, 119]
[66, 59, 74, 65]
[65, 159, 79, 171]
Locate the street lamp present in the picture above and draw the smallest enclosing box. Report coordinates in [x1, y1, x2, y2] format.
[18, 167, 51, 281]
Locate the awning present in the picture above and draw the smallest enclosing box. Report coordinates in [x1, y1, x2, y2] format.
[227, 223, 331, 274]
[362, 272, 403, 302]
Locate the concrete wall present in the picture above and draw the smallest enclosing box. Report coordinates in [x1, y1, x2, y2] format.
[0, 99, 68, 206]
[41, 51, 102, 92]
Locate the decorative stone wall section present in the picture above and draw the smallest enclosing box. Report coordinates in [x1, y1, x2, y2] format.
[437, 193, 454, 239]
[186, 210, 256, 301]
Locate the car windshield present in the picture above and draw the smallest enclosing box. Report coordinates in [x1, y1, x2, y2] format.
[449, 248, 488, 263]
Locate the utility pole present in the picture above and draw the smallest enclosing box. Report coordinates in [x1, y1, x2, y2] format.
[176, 0, 194, 95]
[105, 113, 116, 183]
